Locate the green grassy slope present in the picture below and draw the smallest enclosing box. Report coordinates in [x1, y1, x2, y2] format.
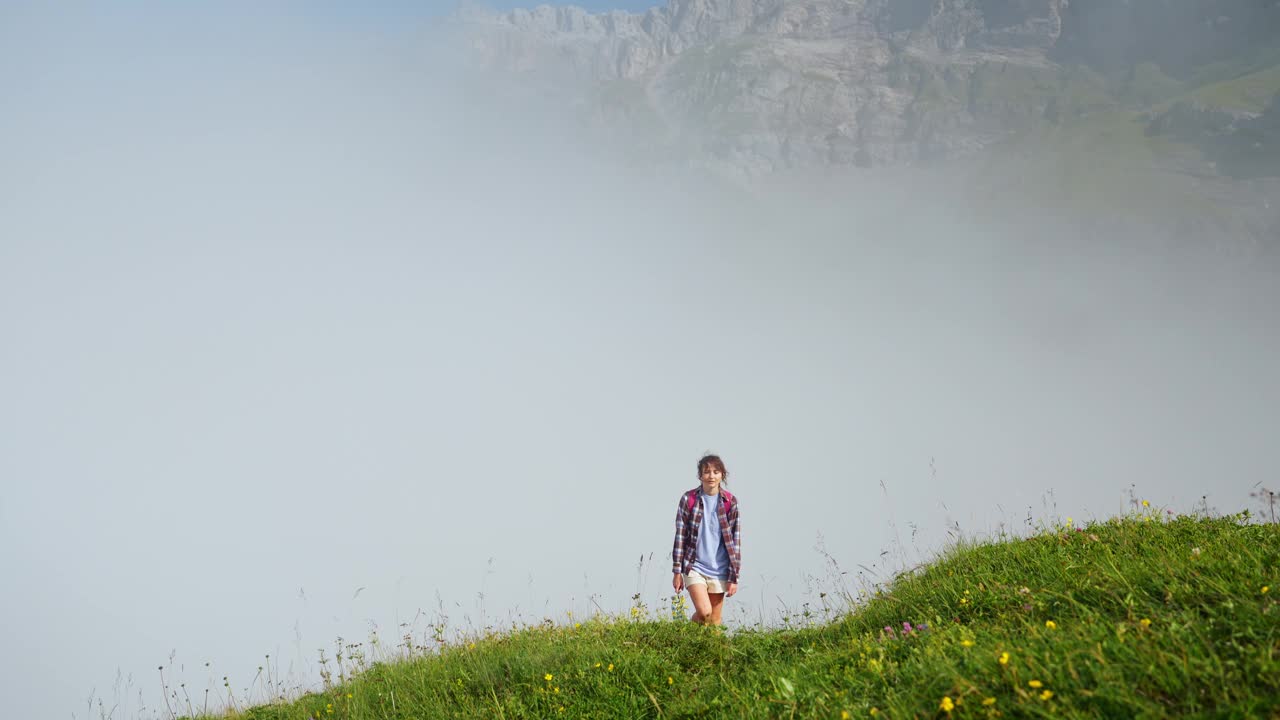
[196, 511, 1278, 719]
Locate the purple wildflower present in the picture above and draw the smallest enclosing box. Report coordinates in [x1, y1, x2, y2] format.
[902, 622, 914, 634]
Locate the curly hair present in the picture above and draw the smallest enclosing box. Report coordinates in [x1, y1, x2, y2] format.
[697, 453, 729, 485]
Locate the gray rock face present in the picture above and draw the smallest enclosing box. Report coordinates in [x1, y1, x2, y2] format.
[455, 0, 1070, 173]
[461, 0, 1066, 81]
[452, 0, 1280, 251]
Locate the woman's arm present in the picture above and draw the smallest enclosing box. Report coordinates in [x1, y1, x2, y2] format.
[672, 495, 688, 582]
[727, 500, 741, 587]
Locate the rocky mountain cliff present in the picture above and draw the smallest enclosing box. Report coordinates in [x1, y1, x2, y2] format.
[450, 0, 1280, 240]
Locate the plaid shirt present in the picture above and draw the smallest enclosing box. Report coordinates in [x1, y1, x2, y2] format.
[672, 487, 741, 584]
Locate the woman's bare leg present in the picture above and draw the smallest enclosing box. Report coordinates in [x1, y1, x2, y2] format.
[708, 592, 726, 625]
[686, 584, 713, 624]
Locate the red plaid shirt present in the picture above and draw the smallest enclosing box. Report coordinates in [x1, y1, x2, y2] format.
[672, 487, 741, 584]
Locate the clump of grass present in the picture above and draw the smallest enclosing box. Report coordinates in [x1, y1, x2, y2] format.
[181, 507, 1278, 719]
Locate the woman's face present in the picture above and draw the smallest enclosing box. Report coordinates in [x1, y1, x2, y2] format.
[699, 464, 723, 494]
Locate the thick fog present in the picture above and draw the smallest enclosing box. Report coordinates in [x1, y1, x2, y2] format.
[2, 3, 1277, 719]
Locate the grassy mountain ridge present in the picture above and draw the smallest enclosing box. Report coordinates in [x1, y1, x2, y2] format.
[189, 509, 1278, 719]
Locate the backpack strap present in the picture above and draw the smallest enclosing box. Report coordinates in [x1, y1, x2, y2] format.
[687, 488, 735, 515]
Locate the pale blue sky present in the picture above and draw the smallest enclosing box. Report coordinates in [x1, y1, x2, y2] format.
[3, 3, 1278, 720]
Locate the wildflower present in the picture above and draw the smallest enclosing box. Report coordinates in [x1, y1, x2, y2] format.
[960, 597, 970, 606]
[883, 625, 894, 636]
[574, 623, 581, 629]
[1066, 517, 1072, 526]
[346, 694, 352, 699]
[554, 687, 560, 694]
[961, 639, 975, 647]
[1140, 618, 1152, 628]
[593, 662, 601, 669]
[998, 651, 1010, 666]
[1040, 690, 1054, 701]
[668, 676, 674, 685]
[631, 607, 640, 617]
[842, 712, 850, 719]
[1045, 620, 1057, 630]
[1263, 586, 1271, 595]
[1142, 500, 1149, 507]
[869, 709, 880, 716]
[903, 622, 914, 634]
[1191, 547, 1202, 557]
[982, 698, 997, 706]
[1028, 680, 1043, 688]
[940, 696, 955, 713]
[545, 673, 554, 682]
[607, 663, 614, 672]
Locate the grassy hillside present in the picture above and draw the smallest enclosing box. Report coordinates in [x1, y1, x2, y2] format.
[187, 508, 1279, 719]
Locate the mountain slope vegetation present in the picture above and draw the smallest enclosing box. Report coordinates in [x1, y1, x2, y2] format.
[192, 510, 1279, 719]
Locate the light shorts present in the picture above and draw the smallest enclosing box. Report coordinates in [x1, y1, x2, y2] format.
[683, 569, 729, 594]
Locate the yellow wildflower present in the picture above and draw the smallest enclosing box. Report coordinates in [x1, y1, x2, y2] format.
[1140, 618, 1152, 628]
[1045, 620, 1057, 630]
[961, 639, 975, 647]
[998, 651, 1010, 666]
[1142, 499, 1149, 507]
[545, 673, 554, 682]
[345, 693, 352, 699]
[982, 697, 997, 706]
[1040, 690, 1054, 701]
[554, 687, 560, 694]
[668, 676, 674, 685]
[940, 696, 955, 713]
[1263, 586, 1271, 595]
[607, 663, 614, 672]
[960, 597, 969, 606]
[1028, 680, 1043, 688]
[869, 708, 879, 716]
[842, 712, 851, 720]
[594, 662, 601, 668]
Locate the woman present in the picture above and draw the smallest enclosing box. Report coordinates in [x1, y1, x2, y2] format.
[671, 453, 741, 625]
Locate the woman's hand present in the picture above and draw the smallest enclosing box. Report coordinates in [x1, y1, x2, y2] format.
[672, 573, 684, 592]
[726, 582, 738, 598]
